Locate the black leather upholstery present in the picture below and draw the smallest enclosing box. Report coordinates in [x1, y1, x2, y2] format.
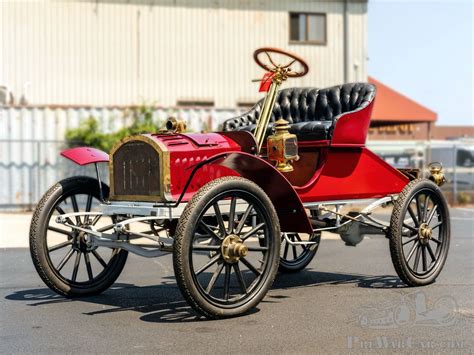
[223, 83, 376, 141]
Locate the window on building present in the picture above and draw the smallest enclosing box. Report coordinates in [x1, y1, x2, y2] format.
[289, 13, 326, 45]
[176, 100, 214, 107]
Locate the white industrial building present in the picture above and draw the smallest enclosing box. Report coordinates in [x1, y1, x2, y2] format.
[0, 0, 371, 208]
[1, 0, 368, 108]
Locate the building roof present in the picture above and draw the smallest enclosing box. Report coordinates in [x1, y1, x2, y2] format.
[368, 76, 437, 123]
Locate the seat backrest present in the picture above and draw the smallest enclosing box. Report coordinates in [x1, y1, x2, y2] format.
[223, 83, 376, 131]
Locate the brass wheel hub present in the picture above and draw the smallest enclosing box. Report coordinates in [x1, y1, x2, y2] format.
[221, 235, 248, 264]
[418, 223, 433, 245]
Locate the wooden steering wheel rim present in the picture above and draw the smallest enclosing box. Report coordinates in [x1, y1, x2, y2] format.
[253, 47, 309, 78]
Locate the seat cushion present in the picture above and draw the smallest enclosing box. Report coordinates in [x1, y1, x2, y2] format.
[238, 121, 331, 141]
[222, 83, 376, 141]
[288, 121, 333, 141]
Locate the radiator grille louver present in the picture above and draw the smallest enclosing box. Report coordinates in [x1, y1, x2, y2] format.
[112, 141, 160, 197]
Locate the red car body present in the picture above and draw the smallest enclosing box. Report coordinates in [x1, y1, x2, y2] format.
[62, 93, 408, 234]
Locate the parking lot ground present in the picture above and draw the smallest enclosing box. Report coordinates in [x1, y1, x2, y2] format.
[0, 208, 473, 354]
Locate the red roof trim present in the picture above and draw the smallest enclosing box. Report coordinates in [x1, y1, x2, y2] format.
[368, 76, 437, 123]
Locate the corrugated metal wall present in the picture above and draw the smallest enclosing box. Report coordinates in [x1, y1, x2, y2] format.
[1, 0, 368, 107]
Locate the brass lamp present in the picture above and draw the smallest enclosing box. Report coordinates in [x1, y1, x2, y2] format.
[267, 118, 299, 173]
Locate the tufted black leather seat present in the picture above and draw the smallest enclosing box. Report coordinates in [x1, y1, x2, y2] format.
[222, 83, 376, 141]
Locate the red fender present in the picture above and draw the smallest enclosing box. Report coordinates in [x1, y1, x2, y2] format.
[192, 152, 312, 234]
[61, 147, 109, 166]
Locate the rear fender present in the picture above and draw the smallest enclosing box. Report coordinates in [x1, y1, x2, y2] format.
[188, 152, 312, 234]
[61, 147, 109, 166]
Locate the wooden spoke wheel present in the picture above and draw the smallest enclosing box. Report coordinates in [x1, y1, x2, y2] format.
[30, 176, 128, 297]
[173, 177, 280, 319]
[279, 233, 320, 273]
[389, 179, 450, 286]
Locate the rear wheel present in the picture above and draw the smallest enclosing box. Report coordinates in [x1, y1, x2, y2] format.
[30, 176, 128, 297]
[279, 233, 320, 273]
[389, 179, 450, 286]
[173, 177, 281, 319]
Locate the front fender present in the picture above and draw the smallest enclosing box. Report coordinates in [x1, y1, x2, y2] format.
[61, 147, 109, 166]
[190, 152, 312, 234]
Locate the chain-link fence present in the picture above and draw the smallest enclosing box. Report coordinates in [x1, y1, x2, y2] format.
[1, 138, 472, 211]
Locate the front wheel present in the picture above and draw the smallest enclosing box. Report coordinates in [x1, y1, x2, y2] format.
[30, 176, 128, 297]
[173, 177, 281, 319]
[389, 179, 450, 286]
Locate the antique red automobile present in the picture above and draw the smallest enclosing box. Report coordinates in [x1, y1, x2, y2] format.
[30, 48, 450, 319]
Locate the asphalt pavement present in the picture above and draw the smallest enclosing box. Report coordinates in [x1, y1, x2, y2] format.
[0, 208, 473, 354]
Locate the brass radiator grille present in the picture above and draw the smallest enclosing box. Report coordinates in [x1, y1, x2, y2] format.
[111, 141, 160, 197]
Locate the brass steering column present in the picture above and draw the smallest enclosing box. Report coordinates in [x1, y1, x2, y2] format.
[253, 70, 286, 154]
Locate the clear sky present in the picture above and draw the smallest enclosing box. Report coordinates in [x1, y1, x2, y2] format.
[368, 0, 473, 126]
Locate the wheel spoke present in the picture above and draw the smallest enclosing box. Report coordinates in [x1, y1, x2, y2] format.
[247, 246, 268, 252]
[431, 237, 442, 245]
[292, 244, 297, 260]
[85, 194, 93, 213]
[431, 221, 443, 230]
[55, 205, 75, 226]
[402, 223, 418, 233]
[413, 244, 421, 272]
[70, 195, 81, 225]
[205, 262, 224, 293]
[421, 245, 428, 271]
[426, 243, 436, 262]
[415, 195, 423, 223]
[235, 204, 253, 235]
[71, 251, 81, 281]
[227, 197, 237, 234]
[422, 195, 431, 223]
[407, 205, 419, 227]
[295, 234, 307, 251]
[213, 203, 226, 237]
[91, 249, 107, 268]
[48, 240, 72, 252]
[426, 205, 438, 225]
[56, 248, 75, 271]
[195, 253, 221, 276]
[91, 214, 102, 226]
[223, 264, 231, 300]
[240, 257, 261, 276]
[233, 263, 247, 294]
[241, 223, 265, 241]
[199, 221, 221, 241]
[283, 238, 289, 259]
[406, 241, 419, 262]
[84, 253, 94, 281]
[402, 236, 418, 246]
[47, 226, 72, 237]
[192, 244, 221, 251]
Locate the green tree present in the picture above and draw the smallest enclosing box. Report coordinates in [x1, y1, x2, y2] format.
[65, 105, 162, 152]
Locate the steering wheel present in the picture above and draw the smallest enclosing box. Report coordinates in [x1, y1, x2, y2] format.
[253, 47, 309, 78]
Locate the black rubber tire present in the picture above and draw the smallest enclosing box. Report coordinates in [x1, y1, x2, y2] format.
[389, 179, 450, 287]
[173, 176, 281, 319]
[278, 233, 320, 273]
[30, 176, 128, 297]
